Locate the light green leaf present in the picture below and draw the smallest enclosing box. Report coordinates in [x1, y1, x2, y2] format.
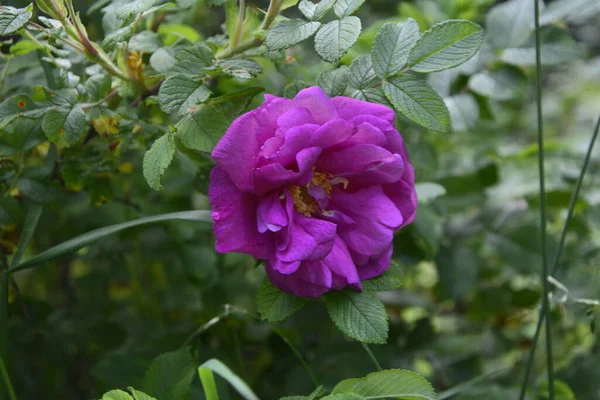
[361, 261, 403, 292]
[219, 59, 262, 80]
[85, 73, 112, 101]
[176, 105, 229, 153]
[332, 369, 436, 400]
[199, 359, 259, 400]
[158, 74, 211, 115]
[170, 42, 214, 75]
[468, 68, 526, 100]
[541, 0, 600, 24]
[299, 0, 336, 20]
[349, 54, 376, 89]
[333, 0, 365, 18]
[314, 16, 361, 63]
[128, 388, 158, 400]
[281, 0, 300, 11]
[257, 278, 307, 322]
[150, 48, 177, 73]
[500, 43, 585, 66]
[317, 66, 350, 96]
[9, 40, 43, 56]
[101, 390, 134, 400]
[9, 210, 211, 273]
[117, 0, 155, 19]
[321, 395, 366, 400]
[416, 182, 447, 203]
[325, 290, 388, 344]
[444, 94, 479, 132]
[129, 30, 161, 52]
[351, 88, 392, 108]
[41, 106, 88, 147]
[199, 368, 219, 400]
[485, 0, 535, 48]
[372, 19, 420, 79]
[102, 25, 135, 51]
[143, 132, 176, 190]
[0, 4, 33, 35]
[382, 75, 450, 132]
[158, 23, 202, 45]
[280, 386, 327, 400]
[408, 19, 483, 73]
[265, 19, 321, 51]
[142, 348, 196, 400]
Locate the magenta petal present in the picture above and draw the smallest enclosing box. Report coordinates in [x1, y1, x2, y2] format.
[340, 121, 388, 149]
[294, 87, 339, 124]
[308, 119, 355, 149]
[320, 236, 361, 286]
[383, 178, 418, 226]
[354, 245, 393, 280]
[333, 186, 403, 257]
[266, 262, 333, 298]
[269, 258, 302, 275]
[331, 96, 395, 123]
[254, 147, 322, 194]
[208, 167, 266, 259]
[265, 124, 318, 167]
[276, 213, 336, 262]
[277, 107, 316, 128]
[256, 191, 288, 233]
[211, 111, 260, 192]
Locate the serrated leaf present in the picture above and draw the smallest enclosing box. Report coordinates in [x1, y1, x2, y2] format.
[176, 105, 229, 153]
[408, 20, 483, 73]
[0, 95, 46, 128]
[150, 48, 177, 73]
[170, 42, 215, 75]
[383, 75, 450, 133]
[102, 25, 135, 51]
[117, 0, 155, 19]
[444, 94, 479, 132]
[317, 66, 349, 96]
[468, 68, 526, 100]
[199, 359, 259, 400]
[265, 19, 321, 51]
[325, 290, 388, 344]
[349, 55, 376, 89]
[257, 278, 307, 322]
[362, 261, 403, 291]
[280, 386, 327, 400]
[372, 19, 420, 78]
[142, 348, 195, 400]
[143, 132, 175, 190]
[284, 81, 310, 98]
[128, 388, 158, 400]
[85, 73, 112, 101]
[41, 106, 88, 147]
[351, 88, 392, 108]
[332, 369, 436, 400]
[333, 0, 365, 18]
[0, 4, 33, 35]
[101, 390, 134, 400]
[219, 59, 262, 80]
[321, 395, 366, 400]
[500, 43, 585, 66]
[299, 0, 336, 20]
[158, 74, 211, 115]
[315, 16, 361, 63]
[129, 30, 161, 52]
[486, 0, 535, 49]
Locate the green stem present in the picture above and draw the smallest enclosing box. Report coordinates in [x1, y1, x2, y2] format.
[0, 56, 11, 98]
[273, 327, 320, 388]
[360, 342, 382, 371]
[0, 354, 17, 400]
[518, 112, 600, 399]
[231, 0, 246, 49]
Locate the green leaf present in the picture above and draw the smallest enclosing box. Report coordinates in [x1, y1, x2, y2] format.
[361, 261, 403, 292]
[170, 42, 215, 76]
[265, 19, 321, 51]
[315, 16, 361, 63]
[299, 0, 336, 20]
[325, 290, 388, 344]
[158, 74, 211, 115]
[0, 94, 51, 128]
[142, 348, 196, 400]
[408, 20, 483, 73]
[382, 75, 450, 132]
[485, 0, 534, 49]
[0, 4, 33, 35]
[444, 94, 479, 132]
[10, 204, 42, 268]
[415, 182, 446, 203]
[150, 48, 177, 73]
[257, 278, 307, 322]
[331, 369, 436, 400]
[102, 25, 135, 51]
[284, 81, 310, 98]
[349, 55, 376, 89]
[176, 105, 229, 153]
[9, 40, 43, 56]
[436, 245, 479, 300]
[539, 379, 575, 400]
[541, 0, 600, 24]
[351, 88, 392, 108]
[199, 368, 220, 400]
[199, 359, 259, 400]
[101, 390, 134, 400]
[143, 133, 176, 190]
[128, 388, 158, 400]
[500, 43, 585, 66]
[85, 73, 112, 101]
[42, 106, 88, 147]
[317, 66, 350, 97]
[8, 210, 211, 273]
[371, 19, 420, 79]
[17, 178, 57, 203]
[468, 68, 526, 100]
[321, 395, 366, 400]
[218, 59, 262, 80]
[333, 0, 365, 18]
[117, 0, 155, 19]
[280, 386, 327, 400]
[129, 31, 161, 52]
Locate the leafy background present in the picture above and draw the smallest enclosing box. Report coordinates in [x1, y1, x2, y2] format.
[1, 0, 600, 399]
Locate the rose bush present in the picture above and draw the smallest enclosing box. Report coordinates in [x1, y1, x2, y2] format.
[209, 87, 417, 297]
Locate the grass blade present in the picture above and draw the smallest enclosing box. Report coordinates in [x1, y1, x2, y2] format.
[10, 204, 42, 268]
[0, 355, 17, 400]
[199, 359, 259, 400]
[198, 368, 220, 400]
[9, 210, 212, 273]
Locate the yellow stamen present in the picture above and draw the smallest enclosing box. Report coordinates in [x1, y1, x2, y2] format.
[289, 170, 347, 217]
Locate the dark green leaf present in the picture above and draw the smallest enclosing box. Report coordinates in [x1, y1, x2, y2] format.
[170, 43, 215, 76]
[284, 81, 310, 98]
[85, 73, 112, 101]
[351, 88, 392, 108]
[176, 105, 229, 153]
[331, 369, 436, 400]
[362, 261, 403, 292]
[142, 348, 195, 400]
[143, 132, 176, 190]
[314, 16, 361, 63]
[349, 55, 376, 89]
[317, 66, 350, 96]
[325, 290, 388, 344]
[372, 19, 420, 78]
[219, 59, 262, 80]
[436, 245, 479, 300]
[17, 178, 57, 204]
[41, 106, 88, 147]
[150, 48, 177, 73]
[265, 19, 321, 51]
[257, 278, 307, 322]
[102, 25, 135, 51]
[128, 388, 158, 400]
[10, 203, 42, 268]
[158, 74, 211, 115]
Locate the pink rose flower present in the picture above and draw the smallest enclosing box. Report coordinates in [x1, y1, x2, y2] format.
[209, 87, 417, 297]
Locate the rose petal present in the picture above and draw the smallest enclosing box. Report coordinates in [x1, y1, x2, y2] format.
[308, 119, 355, 149]
[354, 244, 393, 280]
[331, 96, 395, 123]
[276, 213, 337, 262]
[254, 147, 322, 194]
[294, 87, 339, 124]
[257, 190, 288, 233]
[277, 107, 316, 129]
[383, 178, 418, 226]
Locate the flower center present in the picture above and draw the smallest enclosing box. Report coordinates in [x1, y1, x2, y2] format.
[289, 171, 348, 217]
